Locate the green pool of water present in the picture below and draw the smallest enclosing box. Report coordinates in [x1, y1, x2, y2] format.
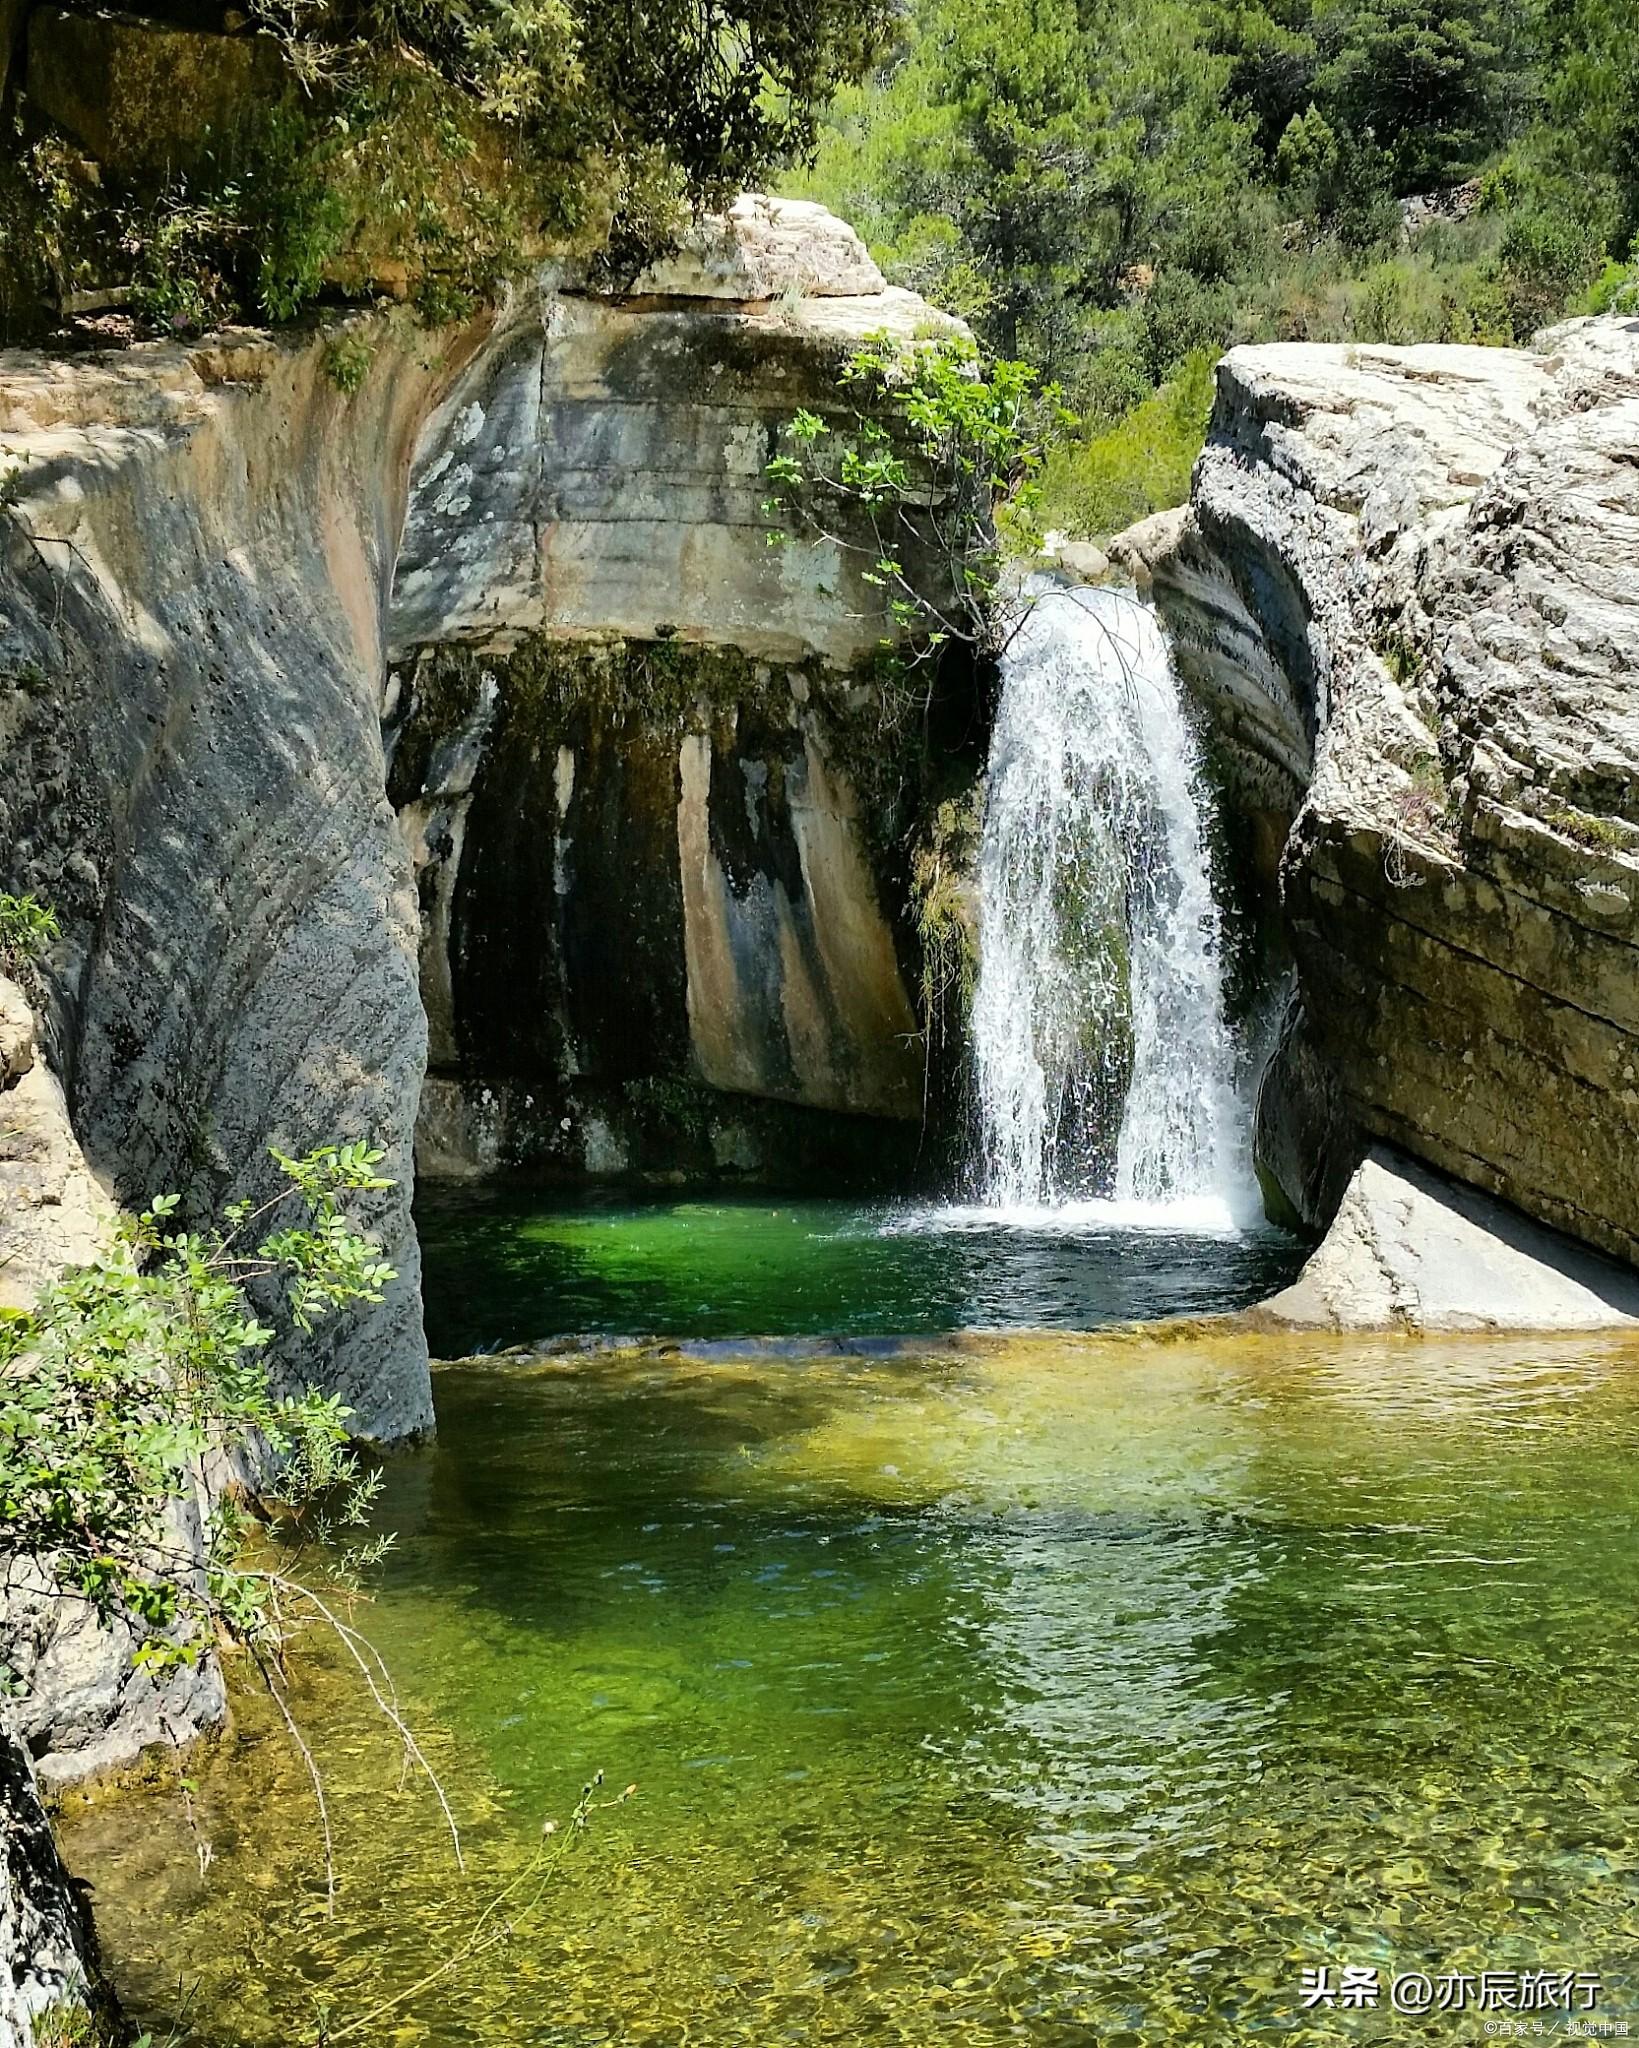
[413, 1187, 1305, 1350]
[63, 1327, 1639, 2044]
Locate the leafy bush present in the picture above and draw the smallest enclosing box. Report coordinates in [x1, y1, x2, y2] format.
[0, 891, 60, 980]
[1498, 205, 1610, 333]
[0, 1143, 396, 1675]
[5, 0, 899, 341]
[790, 0, 1639, 532]
[1036, 349, 1215, 541]
[764, 332, 1069, 656]
[323, 327, 378, 393]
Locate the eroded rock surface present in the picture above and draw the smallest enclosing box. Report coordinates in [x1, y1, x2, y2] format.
[0, 1722, 106, 2048]
[1264, 1147, 1639, 1331]
[1124, 318, 1639, 1268]
[387, 222, 960, 1181]
[0, 975, 114, 1312]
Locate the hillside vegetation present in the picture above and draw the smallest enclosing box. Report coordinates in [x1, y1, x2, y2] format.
[0, 0, 893, 339]
[787, 0, 1639, 535]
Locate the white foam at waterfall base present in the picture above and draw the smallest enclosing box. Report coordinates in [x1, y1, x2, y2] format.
[881, 1194, 1247, 1238]
[968, 580, 1259, 1226]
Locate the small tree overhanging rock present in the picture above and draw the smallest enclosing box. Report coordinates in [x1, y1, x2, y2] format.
[763, 331, 1074, 666]
[0, 1140, 459, 1909]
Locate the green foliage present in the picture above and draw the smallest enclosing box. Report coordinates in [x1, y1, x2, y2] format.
[1576, 250, 1639, 315]
[1037, 350, 1216, 542]
[1309, 0, 1523, 193]
[0, 1144, 395, 1675]
[0, 891, 60, 980]
[909, 791, 981, 1058]
[764, 333, 1069, 655]
[4, 0, 897, 341]
[792, 0, 1639, 537]
[323, 328, 378, 393]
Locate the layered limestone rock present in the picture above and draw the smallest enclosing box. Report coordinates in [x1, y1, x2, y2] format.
[0, 195, 958, 1407]
[388, 211, 961, 1182]
[1121, 318, 1639, 1272]
[0, 329, 455, 1440]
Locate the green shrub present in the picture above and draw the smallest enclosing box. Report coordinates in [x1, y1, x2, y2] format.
[0, 1144, 395, 1673]
[0, 892, 60, 980]
[1035, 348, 1215, 542]
[1497, 205, 1609, 335]
[323, 328, 378, 394]
[765, 332, 1069, 656]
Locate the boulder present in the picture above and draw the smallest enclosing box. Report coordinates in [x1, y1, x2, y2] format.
[0, 978, 31, 1087]
[626, 194, 886, 302]
[1263, 1147, 1639, 1331]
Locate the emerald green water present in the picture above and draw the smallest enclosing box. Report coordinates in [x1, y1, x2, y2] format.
[414, 1188, 1304, 1349]
[62, 1327, 1639, 2044]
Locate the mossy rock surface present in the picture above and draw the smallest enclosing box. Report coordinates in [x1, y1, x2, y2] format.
[26, 9, 292, 181]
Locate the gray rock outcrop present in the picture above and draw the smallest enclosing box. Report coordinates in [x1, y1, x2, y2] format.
[0, 330, 454, 1441]
[1, 972, 226, 1785]
[1121, 318, 1639, 1272]
[0, 975, 113, 1312]
[1264, 1146, 1639, 1330]
[0, 1723, 107, 2048]
[386, 208, 960, 1181]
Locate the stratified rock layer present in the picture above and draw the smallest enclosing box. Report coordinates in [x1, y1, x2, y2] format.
[1124, 318, 1639, 1268]
[0, 198, 959, 1421]
[0, 331, 452, 1439]
[386, 213, 960, 1181]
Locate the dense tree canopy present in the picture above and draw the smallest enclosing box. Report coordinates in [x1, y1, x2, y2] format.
[789, 0, 1639, 533]
[1, 0, 897, 334]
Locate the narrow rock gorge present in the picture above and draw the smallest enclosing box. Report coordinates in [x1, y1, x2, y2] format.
[0, 200, 963, 1449]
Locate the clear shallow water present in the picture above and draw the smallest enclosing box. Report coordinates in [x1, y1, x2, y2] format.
[413, 1187, 1304, 1351]
[63, 1328, 1639, 2045]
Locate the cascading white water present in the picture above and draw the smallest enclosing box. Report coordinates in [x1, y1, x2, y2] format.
[971, 581, 1252, 1221]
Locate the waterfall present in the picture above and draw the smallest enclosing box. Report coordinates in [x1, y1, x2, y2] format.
[970, 582, 1252, 1222]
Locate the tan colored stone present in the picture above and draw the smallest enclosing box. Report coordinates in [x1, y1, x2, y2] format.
[25, 9, 290, 181]
[628, 195, 886, 302]
[1264, 1148, 1639, 1331]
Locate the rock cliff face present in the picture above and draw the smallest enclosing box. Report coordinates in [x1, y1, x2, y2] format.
[0, 330, 461, 1440]
[0, 199, 958, 2012]
[384, 211, 962, 1183]
[1120, 317, 1639, 1271]
[0, 200, 958, 1450]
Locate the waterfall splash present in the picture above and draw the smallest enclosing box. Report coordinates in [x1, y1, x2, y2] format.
[970, 581, 1253, 1224]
